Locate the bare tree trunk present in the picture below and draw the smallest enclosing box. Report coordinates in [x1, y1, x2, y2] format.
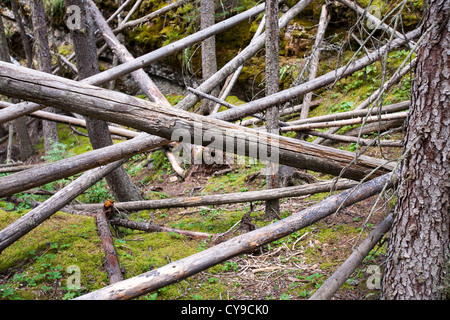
[32, 0, 60, 154]
[381, 0, 450, 300]
[199, 0, 219, 115]
[11, 0, 33, 69]
[300, 4, 329, 119]
[67, 0, 142, 202]
[0, 14, 34, 161]
[264, 0, 280, 220]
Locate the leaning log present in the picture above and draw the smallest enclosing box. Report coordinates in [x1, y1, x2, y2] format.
[0, 133, 164, 197]
[0, 160, 125, 253]
[280, 112, 408, 132]
[65, 179, 359, 212]
[0, 101, 138, 138]
[309, 213, 393, 300]
[0, 62, 394, 182]
[95, 200, 124, 284]
[74, 173, 394, 300]
[214, 28, 420, 122]
[0, 1, 267, 125]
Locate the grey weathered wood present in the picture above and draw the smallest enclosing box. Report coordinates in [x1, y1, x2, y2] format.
[0, 1, 267, 125]
[175, 0, 314, 112]
[74, 173, 393, 300]
[286, 101, 410, 127]
[0, 160, 125, 253]
[280, 112, 408, 132]
[0, 62, 395, 183]
[0, 133, 161, 197]
[0, 101, 138, 138]
[303, 130, 403, 147]
[300, 4, 329, 119]
[65, 179, 359, 212]
[95, 205, 124, 284]
[214, 28, 420, 122]
[87, 0, 171, 107]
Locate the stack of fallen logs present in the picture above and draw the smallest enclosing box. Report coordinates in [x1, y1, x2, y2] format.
[0, 0, 419, 300]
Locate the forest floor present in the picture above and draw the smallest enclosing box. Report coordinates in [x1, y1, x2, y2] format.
[0, 126, 396, 300]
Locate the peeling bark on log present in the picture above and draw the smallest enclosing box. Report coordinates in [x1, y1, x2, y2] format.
[65, 179, 359, 212]
[96, 201, 124, 284]
[0, 62, 394, 185]
[0, 160, 125, 253]
[74, 173, 393, 300]
[309, 213, 393, 300]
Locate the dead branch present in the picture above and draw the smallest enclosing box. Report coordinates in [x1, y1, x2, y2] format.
[280, 112, 408, 132]
[300, 4, 329, 119]
[65, 179, 358, 212]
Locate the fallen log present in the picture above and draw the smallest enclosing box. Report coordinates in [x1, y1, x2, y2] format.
[312, 61, 415, 145]
[0, 1, 267, 125]
[285, 101, 410, 127]
[0, 62, 394, 184]
[109, 218, 213, 240]
[87, 0, 171, 107]
[0, 101, 138, 138]
[65, 179, 359, 212]
[309, 213, 393, 300]
[95, 200, 124, 284]
[0, 160, 125, 253]
[214, 28, 420, 122]
[280, 112, 408, 132]
[0, 133, 163, 197]
[303, 130, 403, 147]
[74, 173, 394, 300]
[175, 0, 314, 111]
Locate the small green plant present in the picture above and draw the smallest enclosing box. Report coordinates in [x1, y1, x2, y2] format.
[221, 261, 239, 272]
[41, 140, 74, 163]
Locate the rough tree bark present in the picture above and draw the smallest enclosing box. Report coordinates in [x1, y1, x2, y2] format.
[67, 0, 142, 202]
[199, 0, 220, 115]
[381, 0, 450, 300]
[264, 0, 280, 220]
[32, 0, 60, 153]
